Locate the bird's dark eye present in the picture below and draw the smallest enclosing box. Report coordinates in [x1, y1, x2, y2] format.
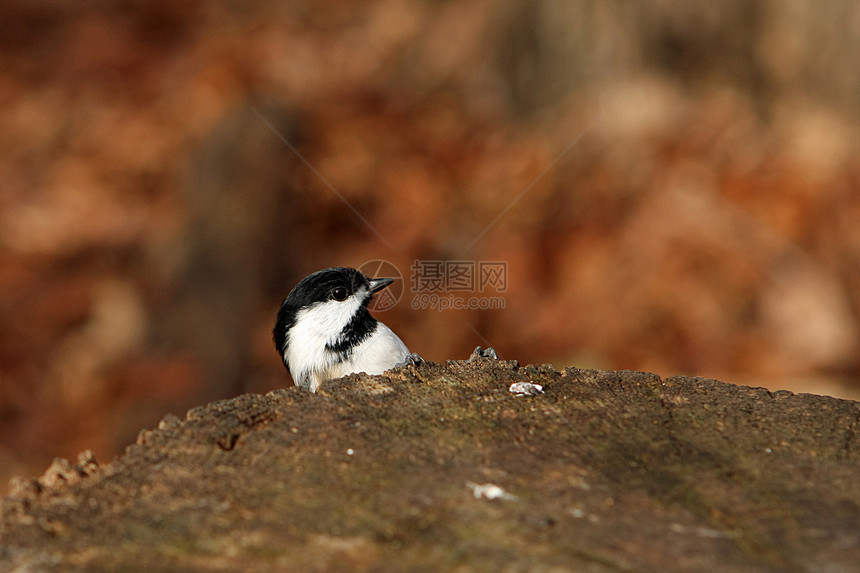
[331, 287, 348, 301]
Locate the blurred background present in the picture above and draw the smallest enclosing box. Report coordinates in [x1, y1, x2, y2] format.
[2, 0, 860, 491]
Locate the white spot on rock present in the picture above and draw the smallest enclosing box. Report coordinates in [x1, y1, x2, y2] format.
[509, 382, 544, 396]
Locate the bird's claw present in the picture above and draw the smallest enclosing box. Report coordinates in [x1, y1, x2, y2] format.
[396, 353, 425, 368]
[468, 346, 498, 362]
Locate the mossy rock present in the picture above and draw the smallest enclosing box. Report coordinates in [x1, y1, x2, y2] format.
[2, 359, 859, 572]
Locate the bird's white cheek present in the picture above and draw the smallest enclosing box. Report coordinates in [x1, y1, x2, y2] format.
[294, 297, 364, 343]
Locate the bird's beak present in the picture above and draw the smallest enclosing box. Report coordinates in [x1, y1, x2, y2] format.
[368, 277, 394, 293]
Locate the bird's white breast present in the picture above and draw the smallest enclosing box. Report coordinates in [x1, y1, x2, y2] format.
[327, 322, 410, 380]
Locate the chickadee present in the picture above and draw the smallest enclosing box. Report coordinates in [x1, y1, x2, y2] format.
[273, 267, 420, 392]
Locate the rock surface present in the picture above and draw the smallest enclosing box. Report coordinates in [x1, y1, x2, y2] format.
[1, 359, 859, 572]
